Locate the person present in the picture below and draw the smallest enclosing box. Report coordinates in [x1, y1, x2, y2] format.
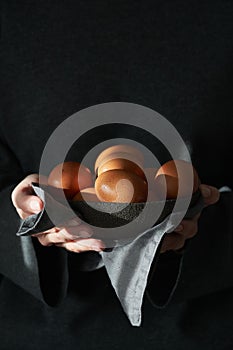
[0, 1, 232, 349]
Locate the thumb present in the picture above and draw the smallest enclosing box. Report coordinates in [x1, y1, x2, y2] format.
[12, 174, 44, 218]
[15, 193, 43, 219]
[199, 184, 220, 206]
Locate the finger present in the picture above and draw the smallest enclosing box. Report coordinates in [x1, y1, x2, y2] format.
[59, 224, 94, 239]
[36, 225, 94, 245]
[174, 219, 198, 238]
[62, 218, 82, 227]
[31, 227, 60, 237]
[15, 193, 43, 217]
[55, 238, 105, 252]
[12, 175, 37, 207]
[12, 174, 44, 216]
[37, 231, 70, 246]
[56, 217, 82, 231]
[199, 184, 220, 206]
[160, 233, 185, 253]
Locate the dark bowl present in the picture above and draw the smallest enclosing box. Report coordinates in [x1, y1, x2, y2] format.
[24, 183, 204, 247]
[69, 189, 203, 243]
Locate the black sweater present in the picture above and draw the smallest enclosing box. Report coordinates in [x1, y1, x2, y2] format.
[0, 1, 233, 349]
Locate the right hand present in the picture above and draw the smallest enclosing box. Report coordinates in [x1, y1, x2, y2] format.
[11, 174, 105, 253]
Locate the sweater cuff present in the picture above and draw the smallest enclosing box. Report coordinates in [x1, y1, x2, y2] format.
[0, 184, 68, 305]
[146, 249, 184, 308]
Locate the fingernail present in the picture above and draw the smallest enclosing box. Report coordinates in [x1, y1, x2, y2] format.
[78, 230, 92, 238]
[175, 225, 183, 232]
[201, 186, 211, 198]
[68, 219, 80, 227]
[30, 201, 41, 212]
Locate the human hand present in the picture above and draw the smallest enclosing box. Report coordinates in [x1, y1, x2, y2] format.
[11, 174, 105, 253]
[160, 184, 220, 253]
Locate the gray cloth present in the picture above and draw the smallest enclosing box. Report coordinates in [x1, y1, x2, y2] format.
[101, 213, 184, 326]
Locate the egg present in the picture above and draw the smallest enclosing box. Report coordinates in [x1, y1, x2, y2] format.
[96, 151, 144, 175]
[95, 169, 148, 203]
[143, 167, 158, 183]
[141, 168, 160, 201]
[94, 145, 144, 173]
[147, 190, 161, 202]
[72, 187, 99, 202]
[153, 174, 180, 199]
[155, 159, 199, 199]
[48, 161, 93, 199]
[97, 158, 146, 180]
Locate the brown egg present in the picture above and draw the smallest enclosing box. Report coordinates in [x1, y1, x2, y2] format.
[143, 168, 158, 183]
[48, 161, 93, 199]
[95, 170, 148, 203]
[155, 160, 199, 199]
[153, 174, 180, 199]
[96, 152, 144, 175]
[142, 168, 160, 201]
[95, 145, 144, 173]
[147, 190, 161, 202]
[97, 158, 146, 180]
[72, 187, 99, 202]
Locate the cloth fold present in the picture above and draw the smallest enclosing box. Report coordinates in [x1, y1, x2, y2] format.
[101, 213, 185, 326]
[16, 184, 204, 326]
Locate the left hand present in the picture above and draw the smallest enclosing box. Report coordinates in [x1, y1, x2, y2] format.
[160, 184, 220, 253]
